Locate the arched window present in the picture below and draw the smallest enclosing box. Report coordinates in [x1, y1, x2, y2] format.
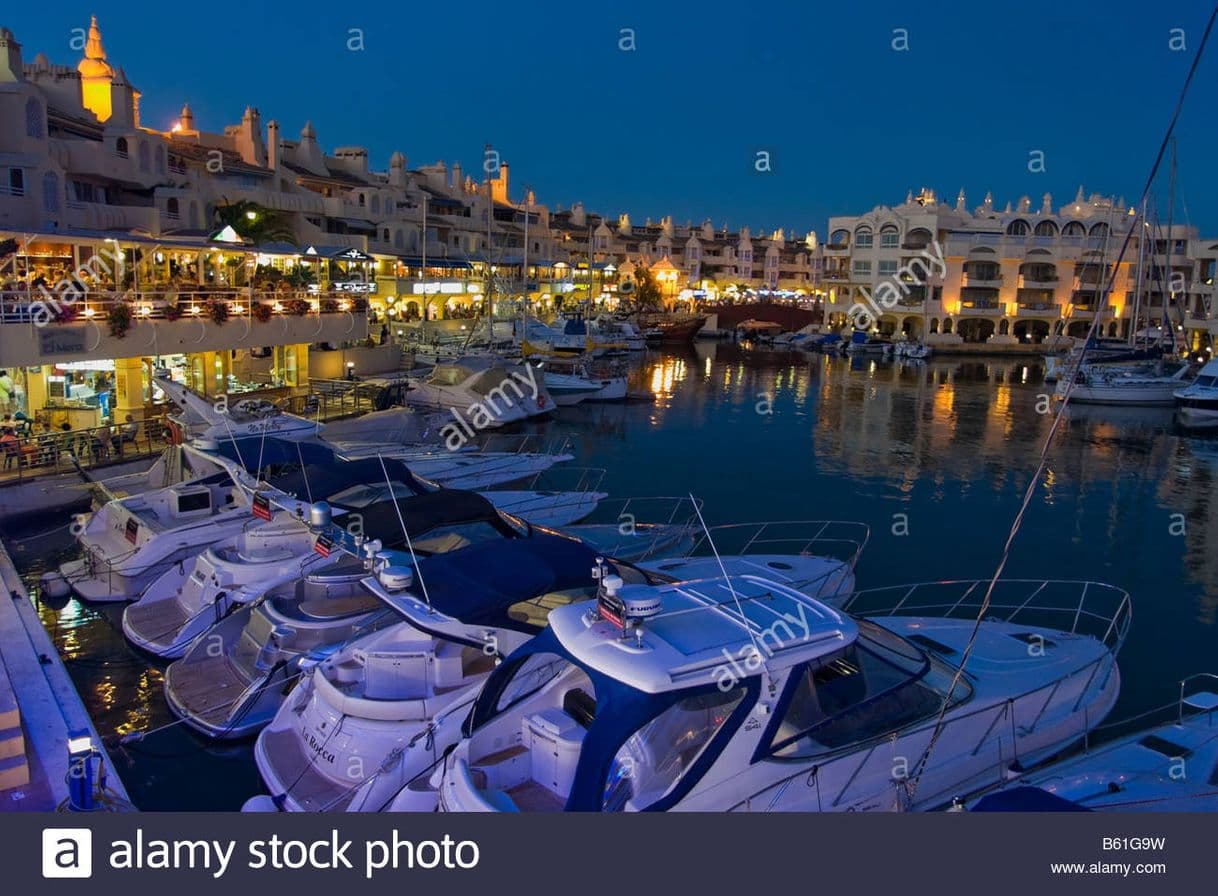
[943, 318, 954, 335]
[393, 229, 403, 248]
[42, 171, 60, 214]
[358, 193, 366, 207]
[830, 229, 849, 247]
[879, 224, 899, 248]
[1033, 220, 1058, 237]
[1062, 221, 1086, 236]
[929, 318, 940, 334]
[116, 137, 129, 158]
[138, 141, 151, 173]
[1089, 222, 1109, 238]
[26, 98, 43, 139]
[166, 198, 180, 219]
[854, 226, 873, 248]
[1006, 219, 1030, 236]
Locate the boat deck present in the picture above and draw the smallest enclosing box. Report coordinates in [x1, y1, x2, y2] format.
[123, 597, 196, 649]
[167, 654, 252, 729]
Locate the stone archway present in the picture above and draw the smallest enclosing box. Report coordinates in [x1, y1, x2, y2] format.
[943, 317, 954, 335]
[929, 317, 940, 334]
[957, 318, 995, 343]
[1067, 320, 1091, 338]
[998, 318, 1010, 336]
[902, 315, 923, 338]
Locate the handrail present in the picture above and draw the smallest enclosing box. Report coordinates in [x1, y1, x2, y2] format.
[674, 519, 871, 569]
[838, 578, 1132, 653]
[727, 649, 1118, 811]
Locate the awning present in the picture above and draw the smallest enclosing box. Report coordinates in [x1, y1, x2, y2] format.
[302, 245, 373, 260]
[334, 218, 377, 232]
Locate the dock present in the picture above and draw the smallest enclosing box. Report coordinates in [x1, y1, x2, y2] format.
[0, 541, 130, 811]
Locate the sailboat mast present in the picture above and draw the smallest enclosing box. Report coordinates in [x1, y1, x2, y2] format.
[1130, 197, 1147, 346]
[1163, 138, 1178, 353]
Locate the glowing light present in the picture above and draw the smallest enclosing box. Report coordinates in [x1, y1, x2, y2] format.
[83, 307, 95, 318]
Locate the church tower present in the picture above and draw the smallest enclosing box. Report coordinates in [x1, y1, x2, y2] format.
[77, 16, 115, 122]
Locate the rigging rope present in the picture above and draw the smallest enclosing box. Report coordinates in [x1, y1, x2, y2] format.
[903, 2, 1218, 804]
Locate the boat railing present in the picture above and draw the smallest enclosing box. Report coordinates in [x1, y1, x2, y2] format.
[0, 416, 172, 484]
[514, 465, 607, 495]
[473, 432, 574, 458]
[1079, 672, 1218, 751]
[578, 495, 704, 529]
[676, 520, 871, 570]
[838, 578, 1132, 655]
[727, 638, 1122, 812]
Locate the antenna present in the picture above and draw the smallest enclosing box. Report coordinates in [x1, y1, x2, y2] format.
[688, 493, 763, 662]
[378, 453, 431, 610]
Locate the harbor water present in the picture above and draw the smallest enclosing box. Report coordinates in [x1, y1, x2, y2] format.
[4, 342, 1217, 810]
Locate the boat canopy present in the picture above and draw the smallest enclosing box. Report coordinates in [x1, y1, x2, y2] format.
[390, 533, 603, 629]
[269, 457, 429, 504]
[205, 436, 336, 470]
[344, 489, 517, 542]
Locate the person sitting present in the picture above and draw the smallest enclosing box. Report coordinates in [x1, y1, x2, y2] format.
[1, 427, 20, 470]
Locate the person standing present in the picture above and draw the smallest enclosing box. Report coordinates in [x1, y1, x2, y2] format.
[0, 370, 12, 416]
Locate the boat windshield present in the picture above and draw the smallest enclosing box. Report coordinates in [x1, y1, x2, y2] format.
[1192, 375, 1218, 389]
[765, 619, 968, 759]
[327, 480, 421, 509]
[602, 687, 748, 811]
[411, 520, 511, 555]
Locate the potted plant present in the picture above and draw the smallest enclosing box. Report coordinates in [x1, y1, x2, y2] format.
[53, 304, 80, 324]
[251, 302, 273, 323]
[107, 301, 133, 338]
[206, 298, 230, 325]
[286, 298, 310, 316]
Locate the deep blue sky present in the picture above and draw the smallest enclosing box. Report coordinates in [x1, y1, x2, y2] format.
[6, 1, 1217, 234]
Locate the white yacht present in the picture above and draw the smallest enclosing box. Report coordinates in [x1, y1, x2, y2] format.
[396, 357, 555, 423]
[155, 370, 321, 443]
[1174, 358, 1218, 427]
[969, 674, 1218, 812]
[163, 525, 607, 740]
[417, 576, 1127, 812]
[57, 451, 253, 602]
[1055, 361, 1190, 406]
[635, 519, 869, 605]
[248, 552, 657, 811]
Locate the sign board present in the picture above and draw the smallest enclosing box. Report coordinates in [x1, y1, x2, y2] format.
[39, 327, 88, 357]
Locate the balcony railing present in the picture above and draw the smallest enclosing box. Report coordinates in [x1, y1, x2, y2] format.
[961, 272, 1003, 286]
[0, 287, 368, 325]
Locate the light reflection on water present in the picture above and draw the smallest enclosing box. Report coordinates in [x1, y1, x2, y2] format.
[5, 343, 1218, 809]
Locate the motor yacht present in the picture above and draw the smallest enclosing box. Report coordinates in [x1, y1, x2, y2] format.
[122, 461, 605, 658]
[419, 576, 1127, 812]
[634, 519, 869, 604]
[969, 674, 1218, 812]
[162, 523, 607, 740]
[248, 551, 662, 811]
[1174, 358, 1218, 427]
[396, 356, 555, 423]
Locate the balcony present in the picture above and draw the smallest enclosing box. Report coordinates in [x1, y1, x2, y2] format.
[960, 272, 1003, 287]
[822, 270, 850, 281]
[0, 288, 369, 366]
[959, 300, 1002, 312]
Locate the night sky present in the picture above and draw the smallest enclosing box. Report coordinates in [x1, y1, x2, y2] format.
[6, 1, 1217, 234]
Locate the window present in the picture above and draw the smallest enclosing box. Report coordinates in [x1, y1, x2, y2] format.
[25, 98, 43, 139]
[42, 171, 60, 214]
[7, 169, 24, 197]
[830, 229, 850, 247]
[852, 260, 872, 275]
[878, 260, 898, 276]
[116, 137, 129, 158]
[766, 620, 967, 759]
[1062, 221, 1086, 237]
[495, 652, 570, 713]
[1006, 220, 1030, 236]
[166, 198, 179, 219]
[1033, 220, 1058, 237]
[855, 228, 873, 248]
[880, 227, 899, 248]
[603, 687, 746, 811]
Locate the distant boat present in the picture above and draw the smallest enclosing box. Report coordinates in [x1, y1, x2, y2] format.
[1057, 361, 1191, 406]
[1174, 358, 1218, 427]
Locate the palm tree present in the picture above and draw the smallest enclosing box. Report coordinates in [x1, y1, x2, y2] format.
[213, 200, 296, 246]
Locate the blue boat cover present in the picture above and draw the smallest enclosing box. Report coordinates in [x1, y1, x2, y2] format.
[269, 457, 428, 503]
[207, 437, 336, 470]
[410, 533, 601, 628]
[971, 786, 1093, 812]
